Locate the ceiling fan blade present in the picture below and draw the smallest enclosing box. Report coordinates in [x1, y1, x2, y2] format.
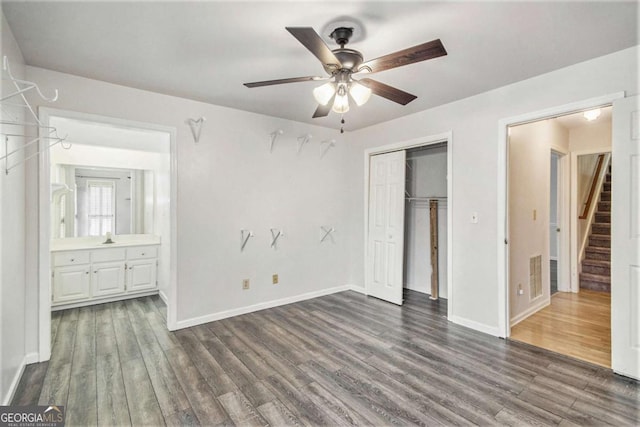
[312, 94, 335, 118]
[286, 27, 342, 68]
[359, 39, 447, 74]
[359, 78, 417, 105]
[244, 76, 327, 88]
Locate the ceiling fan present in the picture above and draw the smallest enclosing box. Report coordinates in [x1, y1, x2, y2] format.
[244, 26, 447, 124]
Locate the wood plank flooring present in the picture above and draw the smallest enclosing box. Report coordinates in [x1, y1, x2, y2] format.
[510, 289, 611, 368]
[12, 290, 639, 426]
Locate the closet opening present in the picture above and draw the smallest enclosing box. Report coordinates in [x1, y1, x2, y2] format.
[404, 143, 448, 301]
[363, 132, 452, 319]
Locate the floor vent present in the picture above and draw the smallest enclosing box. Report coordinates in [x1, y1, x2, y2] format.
[530, 255, 542, 298]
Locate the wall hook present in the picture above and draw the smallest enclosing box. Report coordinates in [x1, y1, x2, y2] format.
[187, 117, 206, 143]
[320, 139, 336, 158]
[320, 226, 336, 243]
[241, 229, 254, 251]
[270, 228, 284, 248]
[2, 56, 58, 102]
[297, 133, 312, 154]
[269, 129, 283, 153]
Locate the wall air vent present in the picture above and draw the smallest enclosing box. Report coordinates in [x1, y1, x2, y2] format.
[530, 255, 542, 299]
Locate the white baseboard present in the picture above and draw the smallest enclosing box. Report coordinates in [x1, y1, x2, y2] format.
[510, 297, 550, 327]
[449, 315, 502, 337]
[25, 352, 39, 365]
[347, 284, 366, 295]
[51, 290, 159, 311]
[175, 285, 352, 330]
[1, 351, 37, 405]
[158, 290, 168, 305]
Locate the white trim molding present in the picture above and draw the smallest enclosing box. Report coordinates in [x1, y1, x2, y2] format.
[449, 315, 502, 337]
[175, 285, 352, 330]
[510, 297, 551, 327]
[2, 352, 37, 405]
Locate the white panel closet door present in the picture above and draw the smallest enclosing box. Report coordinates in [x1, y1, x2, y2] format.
[366, 150, 406, 305]
[611, 95, 640, 380]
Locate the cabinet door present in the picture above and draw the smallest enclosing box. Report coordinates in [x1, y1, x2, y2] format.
[127, 259, 157, 292]
[92, 261, 126, 297]
[53, 266, 90, 303]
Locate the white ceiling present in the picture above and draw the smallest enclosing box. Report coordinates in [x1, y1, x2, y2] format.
[3, 1, 638, 131]
[554, 106, 612, 130]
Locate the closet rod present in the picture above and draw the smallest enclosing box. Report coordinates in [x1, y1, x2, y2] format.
[75, 175, 123, 180]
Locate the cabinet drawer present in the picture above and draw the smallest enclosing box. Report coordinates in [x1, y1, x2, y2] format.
[92, 248, 126, 263]
[127, 246, 157, 260]
[53, 251, 90, 267]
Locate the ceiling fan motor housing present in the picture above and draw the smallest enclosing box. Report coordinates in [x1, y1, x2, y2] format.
[329, 27, 354, 46]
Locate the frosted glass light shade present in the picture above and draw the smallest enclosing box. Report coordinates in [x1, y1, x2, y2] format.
[313, 83, 335, 106]
[332, 94, 350, 114]
[349, 82, 372, 106]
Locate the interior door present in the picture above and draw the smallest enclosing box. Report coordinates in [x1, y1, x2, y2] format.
[366, 150, 406, 305]
[611, 95, 640, 380]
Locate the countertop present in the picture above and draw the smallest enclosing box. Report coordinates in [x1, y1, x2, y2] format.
[51, 234, 161, 252]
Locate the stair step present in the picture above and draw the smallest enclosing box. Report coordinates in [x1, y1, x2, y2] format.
[603, 182, 611, 192]
[605, 173, 612, 183]
[600, 191, 611, 202]
[597, 201, 611, 212]
[591, 223, 610, 235]
[589, 234, 611, 248]
[585, 246, 610, 261]
[580, 272, 611, 293]
[595, 212, 611, 223]
[582, 259, 611, 276]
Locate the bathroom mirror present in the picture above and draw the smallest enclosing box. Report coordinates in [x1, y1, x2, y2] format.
[51, 164, 154, 238]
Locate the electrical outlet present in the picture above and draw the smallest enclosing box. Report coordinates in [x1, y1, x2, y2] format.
[242, 279, 250, 290]
[272, 274, 279, 284]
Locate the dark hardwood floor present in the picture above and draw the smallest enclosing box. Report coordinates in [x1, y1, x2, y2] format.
[12, 290, 640, 426]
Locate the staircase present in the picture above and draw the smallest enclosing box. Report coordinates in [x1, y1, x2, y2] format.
[580, 165, 611, 293]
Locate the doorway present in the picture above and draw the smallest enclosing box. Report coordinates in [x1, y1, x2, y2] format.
[37, 108, 178, 361]
[506, 106, 614, 367]
[404, 143, 448, 300]
[363, 132, 452, 318]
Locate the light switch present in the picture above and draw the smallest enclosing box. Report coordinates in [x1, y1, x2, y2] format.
[471, 212, 479, 224]
[533, 209, 537, 221]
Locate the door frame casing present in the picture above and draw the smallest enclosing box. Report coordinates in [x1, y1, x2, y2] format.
[497, 92, 624, 338]
[38, 108, 178, 361]
[550, 148, 571, 294]
[363, 131, 453, 319]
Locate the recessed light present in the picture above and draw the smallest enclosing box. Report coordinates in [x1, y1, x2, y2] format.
[583, 109, 601, 121]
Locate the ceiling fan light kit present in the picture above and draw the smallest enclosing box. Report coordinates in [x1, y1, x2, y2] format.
[312, 82, 335, 106]
[332, 84, 350, 114]
[244, 22, 447, 131]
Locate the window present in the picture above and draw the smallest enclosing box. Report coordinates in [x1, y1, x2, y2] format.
[86, 180, 115, 236]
